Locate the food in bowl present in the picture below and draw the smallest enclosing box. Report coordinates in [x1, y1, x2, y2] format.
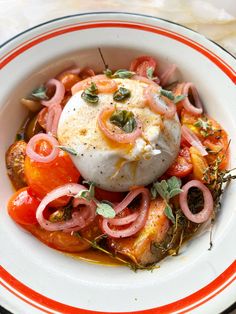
[6, 55, 231, 270]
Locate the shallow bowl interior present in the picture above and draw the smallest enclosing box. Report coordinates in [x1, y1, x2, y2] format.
[0, 13, 236, 313]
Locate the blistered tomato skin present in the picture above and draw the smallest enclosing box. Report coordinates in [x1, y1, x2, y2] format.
[24, 140, 80, 207]
[166, 147, 193, 178]
[8, 187, 40, 225]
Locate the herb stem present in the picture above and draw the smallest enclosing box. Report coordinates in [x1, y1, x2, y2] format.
[98, 48, 108, 70]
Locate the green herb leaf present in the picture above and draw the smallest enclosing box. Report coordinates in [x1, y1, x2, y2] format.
[150, 185, 158, 199]
[110, 110, 137, 133]
[104, 69, 135, 79]
[103, 68, 113, 78]
[174, 94, 186, 104]
[160, 88, 175, 101]
[75, 181, 95, 201]
[146, 67, 157, 80]
[164, 204, 175, 224]
[81, 82, 99, 104]
[153, 180, 169, 200]
[96, 202, 116, 218]
[194, 118, 212, 131]
[151, 176, 182, 223]
[58, 146, 78, 156]
[113, 87, 131, 102]
[167, 176, 182, 198]
[31, 85, 49, 100]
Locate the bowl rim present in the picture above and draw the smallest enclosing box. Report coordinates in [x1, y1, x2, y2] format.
[0, 11, 235, 314]
[1, 11, 236, 62]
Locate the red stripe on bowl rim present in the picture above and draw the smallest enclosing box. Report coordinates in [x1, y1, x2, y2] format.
[0, 262, 235, 314]
[0, 20, 236, 84]
[0, 20, 235, 313]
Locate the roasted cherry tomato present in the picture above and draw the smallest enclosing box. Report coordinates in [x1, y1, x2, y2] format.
[95, 187, 125, 203]
[8, 187, 40, 225]
[24, 140, 80, 207]
[130, 56, 157, 77]
[22, 218, 102, 253]
[166, 147, 193, 178]
[57, 73, 81, 92]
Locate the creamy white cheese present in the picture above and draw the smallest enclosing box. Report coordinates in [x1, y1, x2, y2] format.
[57, 78, 181, 191]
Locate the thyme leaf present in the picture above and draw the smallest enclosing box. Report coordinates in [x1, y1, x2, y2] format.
[146, 67, 157, 80]
[58, 146, 78, 156]
[96, 202, 116, 218]
[160, 88, 175, 101]
[151, 176, 182, 223]
[104, 69, 135, 79]
[160, 88, 186, 103]
[164, 204, 175, 224]
[113, 87, 131, 102]
[81, 82, 99, 104]
[73, 232, 159, 271]
[31, 85, 49, 100]
[110, 110, 137, 133]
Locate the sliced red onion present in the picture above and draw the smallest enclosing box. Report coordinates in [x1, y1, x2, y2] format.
[144, 86, 176, 119]
[179, 180, 213, 223]
[160, 64, 177, 87]
[101, 187, 150, 238]
[132, 75, 160, 87]
[98, 107, 142, 144]
[36, 183, 96, 232]
[46, 104, 62, 137]
[41, 79, 65, 107]
[182, 82, 203, 116]
[181, 125, 208, 156]
[26, 133, 59, 163]
[108, 211, 139, 226]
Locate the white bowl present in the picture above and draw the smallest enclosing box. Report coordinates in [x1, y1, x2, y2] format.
[0, 12, 236, 314]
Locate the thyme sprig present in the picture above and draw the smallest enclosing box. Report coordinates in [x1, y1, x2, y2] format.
[73, 232, 158, 271]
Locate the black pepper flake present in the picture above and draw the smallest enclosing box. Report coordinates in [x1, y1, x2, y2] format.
[93, 147, 96, 149]
[100, 171, 103, 174]
[81, 154, 84, 157]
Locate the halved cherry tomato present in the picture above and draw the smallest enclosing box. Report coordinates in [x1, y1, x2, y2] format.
[203, 118, 229, 170]
[95, 187, 125, 203]
[130, 56, 157, 77]
[22, 218, 102, 253]
[189, 146, 208, 182]
[24, 140, 80, 207]
[57, 73, 81, 92]
[166, 147, 193, 178]
[8, 187, 40, 225]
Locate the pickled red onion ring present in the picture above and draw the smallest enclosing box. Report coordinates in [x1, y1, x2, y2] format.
[132, 75, 160, 87]
[182, 82, 203, 116]
[108, 211, 139, 226]
[36, 183, 96, 232]
[41, 79, 65, 107]
[181, 125, 208, 156]
[160, 64, 177, 87]
[97, 107, 142, 144]
[26, 133, 59, 163]
[179, 180, 213, 223]
[101, 187, 150, 238]
[71, 74, 117, 95]
[46, 104, 62, 136]
[144, 86, 176, 119]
